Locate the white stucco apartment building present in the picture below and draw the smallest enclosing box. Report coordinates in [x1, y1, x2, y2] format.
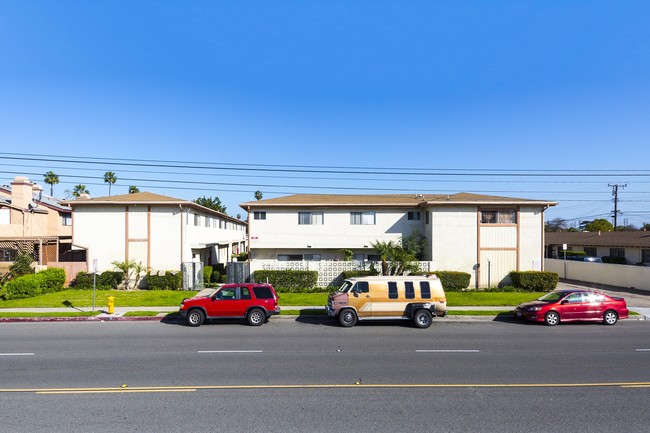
[240, 193, 556, 287]
[66, 192, 247, 275]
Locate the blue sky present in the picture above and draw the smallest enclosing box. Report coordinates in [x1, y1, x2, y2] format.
[1, 1, 649, 226]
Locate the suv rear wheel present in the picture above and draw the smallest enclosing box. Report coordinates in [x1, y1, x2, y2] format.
[413, 309, 433, 329]
[247, 308, 265, 326]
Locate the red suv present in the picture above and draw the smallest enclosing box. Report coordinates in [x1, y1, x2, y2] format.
[180, 283, 280, 327]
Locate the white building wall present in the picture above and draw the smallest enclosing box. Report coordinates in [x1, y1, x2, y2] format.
[430, 206, 478, 286]
[248, 208, 423, 253]
[73, 206, 126, 273]
[149, 206, 182, 271]
[519, 207, 544, 271]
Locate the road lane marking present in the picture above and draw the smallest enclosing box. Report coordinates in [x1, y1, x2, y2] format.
[416, 350, 480, 353]
[198, 350, 263, 353]
[635, 349, 650, 352]
[4, 381, 650, 394]
[0, 353, 34, 356]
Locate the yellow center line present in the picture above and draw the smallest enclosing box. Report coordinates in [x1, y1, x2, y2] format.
[2, 382, 650, 394]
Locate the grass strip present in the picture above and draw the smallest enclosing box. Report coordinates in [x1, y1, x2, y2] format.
[0, 311, 101, 318]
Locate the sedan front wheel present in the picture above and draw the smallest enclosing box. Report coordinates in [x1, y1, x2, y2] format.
[544, 311, 560, 326]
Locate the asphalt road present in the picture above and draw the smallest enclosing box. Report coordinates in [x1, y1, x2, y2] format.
[1, 319, 650, 433]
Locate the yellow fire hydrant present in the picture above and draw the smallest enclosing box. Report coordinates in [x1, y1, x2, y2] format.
[107, 296, 115, 315]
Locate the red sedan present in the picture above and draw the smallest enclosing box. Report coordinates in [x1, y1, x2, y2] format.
[515, 289, 629, 326]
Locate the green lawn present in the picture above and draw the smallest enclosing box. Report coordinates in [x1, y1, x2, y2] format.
[0, 289, 544, 309]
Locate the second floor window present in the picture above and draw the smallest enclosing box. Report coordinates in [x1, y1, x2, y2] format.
[407, 211, 421, 221]
[481, 210, 517, 224]
[193, 214, 200, 226]
[351, 211, 375, 225]
[254, 211, 266, 220]
[298, 212, 324, 225]
[62, 214, 72, 226]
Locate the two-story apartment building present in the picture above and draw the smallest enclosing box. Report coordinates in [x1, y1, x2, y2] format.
[240, 193, 556, 287]
[0, 176, 73, 273]
[65, 192, 247, 278]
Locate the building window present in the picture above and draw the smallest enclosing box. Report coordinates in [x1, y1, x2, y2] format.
[193, 214, 200, 226]
[368, 254, 380, 261]
[304, 254, 321, 261]
[481, 210, 517, 224]
[407, 211, 421, 221]
[425, 211, 429, 225]
[205, 216, 210, 227]
[298, 212, 324, 225]
[278, 254, 302, 261]
[388, 282, 398, 299]
[610, 248, 625, 258]
[62, 214, 72, 226]
[584, 247, 597, 257]
[0, 248, 17, 262]
[254, 211, 266, 220]
[351, 211, 376, 225]
[642, 249, 650, 263]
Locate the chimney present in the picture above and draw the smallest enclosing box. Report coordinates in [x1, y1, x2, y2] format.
[10, 176, 34, 209]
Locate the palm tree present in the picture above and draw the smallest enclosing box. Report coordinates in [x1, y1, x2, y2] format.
[129, 186, 140, 194]
[43, 171, 59, 196]
[104, 171, 117, 196]
[371, 240, 398, 276]
[112, 259, 135, 289]
[72, 184, 89, 198]
[254, 190, 263, 201]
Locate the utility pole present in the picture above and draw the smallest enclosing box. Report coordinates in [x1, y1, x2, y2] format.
[608, 183, 627, 230]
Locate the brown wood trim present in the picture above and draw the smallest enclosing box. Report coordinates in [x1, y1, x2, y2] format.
[476, 207, 481, 287]
[147, 206, 151, 271]
[481, 247, 518, 251]
[516, 206, 521, 271]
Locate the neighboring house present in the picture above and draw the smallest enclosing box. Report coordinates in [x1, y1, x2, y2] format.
[64, 192, 247, 279]
[0, 176, 73, 273]
[545, 231, 650, 265]
[240, 193, 556, 287]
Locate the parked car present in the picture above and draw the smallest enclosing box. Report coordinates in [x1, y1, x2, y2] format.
[179, 283, 280, 327]
[514, 289, 628, 326]
[326, 275, 447, 328]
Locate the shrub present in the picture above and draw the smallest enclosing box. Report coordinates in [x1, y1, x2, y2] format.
[203, 266, 213, 284]
[3, 268, 66, 299]
[71, 271, 123, 290]
[510, 271, 558, 292]
[432, 271, 471, 291]
[253, 270, 319, 293]
[564, 250, 586, 257]
[144, 271, 182, 290]
[211, 271, 221, 284]
[9, 253, 35, 278]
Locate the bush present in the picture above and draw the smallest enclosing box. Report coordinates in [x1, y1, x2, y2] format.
[71, 271, 123, 290]
[510, 271, 558, 292]
[144, 271, 182, 290]
[9, 253, 35, 278]
[432, 271, 471, 291]
[211, 271, 221, 283]
[3, 268, 66, 299]
[203, 266, 213, 284]
[253, 270, 319, 293]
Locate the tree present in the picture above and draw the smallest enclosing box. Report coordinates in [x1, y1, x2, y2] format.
[104, 171, 117, 196]
[371, 239, 420, 276]
[401, 231, 426, 260]
[131, 261, 147, 289]
[128, 186, 140, 194]
[616, 224, 637, 231]
[193, 196, 226, 213]
[43, 171, 59, 196]
[9, 253, 35, 278]
[583, 218, 614, 232]
[254, 190, 263, 201]
[643, 223, 650, 231]
[371, 240, 398, 276]
[112, 259, 135, 290]
[545, 218, 568, 232]
[72, 184, 89, 198]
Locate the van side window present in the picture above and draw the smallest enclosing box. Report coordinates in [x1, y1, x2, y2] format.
[420, 282, 431, 299]
[405, 282, 415, 299]
[355, 281, 369, 293]
[388, 282, 398, 299]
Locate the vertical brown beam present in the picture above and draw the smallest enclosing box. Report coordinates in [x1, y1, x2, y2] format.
[476, 207, 481, 288]
[125, 205, 129, 262]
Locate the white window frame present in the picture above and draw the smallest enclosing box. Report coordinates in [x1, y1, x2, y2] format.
[298, 212, 324, 225]
[351, 211, 376, 225]
[254, 211, 266, 220]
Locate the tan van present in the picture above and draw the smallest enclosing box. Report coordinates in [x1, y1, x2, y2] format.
[326, 275, 447, 328]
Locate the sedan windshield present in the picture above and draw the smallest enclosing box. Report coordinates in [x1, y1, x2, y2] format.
[536, 292, 568, 303]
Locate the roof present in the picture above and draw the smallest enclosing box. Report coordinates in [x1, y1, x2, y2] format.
[545, 231, 650, 248]
[0, 183, 71, 213]
[240, 193, 557, 209]
[64, 192, 245, 225]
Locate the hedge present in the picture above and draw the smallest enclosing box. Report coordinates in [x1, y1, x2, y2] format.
[253, 270, 319, 293]
[341, 270, 378, 279]
[144, 271, 182, 290]
[602, 256, 627, 265]
[3, 267, 66, 300]
[432, 271, 471, 291]
[71, 271, 123, 290]
[510, 271, 558, 292]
